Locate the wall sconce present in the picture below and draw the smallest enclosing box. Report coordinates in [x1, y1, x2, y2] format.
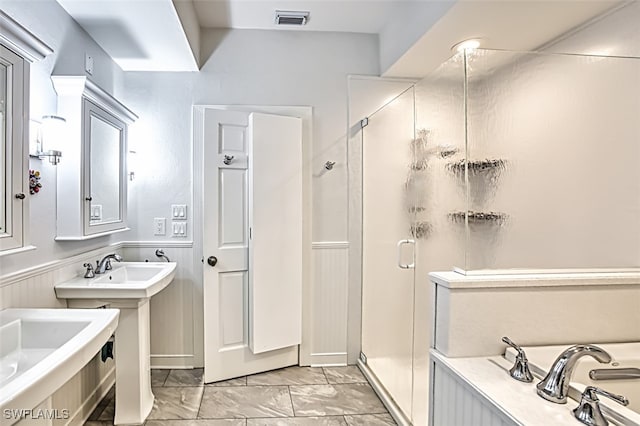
[31, 115, 65, 165]
[128, 149, 137, 181]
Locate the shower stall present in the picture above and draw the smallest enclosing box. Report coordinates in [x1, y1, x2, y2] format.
[349, 48, 640, 425]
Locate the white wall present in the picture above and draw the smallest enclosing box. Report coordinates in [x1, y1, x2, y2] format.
[464, 2, 640, 271]
[377, 1, 453, 75]
[122, 28, 379, 366]
[545, 1, 640, 57]
[0, 0, 127, 277]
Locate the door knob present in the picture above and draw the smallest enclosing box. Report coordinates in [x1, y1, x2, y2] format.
[207, 256, 218, 267]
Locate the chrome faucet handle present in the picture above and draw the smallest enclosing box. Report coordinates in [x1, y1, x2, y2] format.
[573, 386, 629, 426]
[83, 263, 95, 278]
[502, 336, 534, 382]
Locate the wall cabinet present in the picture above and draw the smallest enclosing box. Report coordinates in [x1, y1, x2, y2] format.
[52, 76, 137, 240]
[0, 11, 52, 254]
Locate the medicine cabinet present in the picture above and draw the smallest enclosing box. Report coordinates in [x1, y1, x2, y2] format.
[52, 76, 137, 240]
[0, 11, 52, 254]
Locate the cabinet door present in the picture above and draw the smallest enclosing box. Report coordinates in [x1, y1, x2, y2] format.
[0, 45, 28, 252]
[83, 99, 127, 236]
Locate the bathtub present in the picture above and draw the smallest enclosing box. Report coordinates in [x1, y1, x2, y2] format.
[507, 342, 640, 425]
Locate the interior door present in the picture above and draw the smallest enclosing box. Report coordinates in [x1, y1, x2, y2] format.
[202, 109, 300, 383]
[361, 88, 417, 418]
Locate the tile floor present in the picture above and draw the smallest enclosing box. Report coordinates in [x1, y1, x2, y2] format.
[86, 366, 396, 425]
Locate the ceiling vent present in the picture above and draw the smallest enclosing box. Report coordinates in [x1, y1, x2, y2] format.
[275, 10, 309, 26]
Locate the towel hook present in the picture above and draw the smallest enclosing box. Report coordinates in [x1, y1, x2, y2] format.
[223, 155, 234, 165]
[324, 161, 336, 171]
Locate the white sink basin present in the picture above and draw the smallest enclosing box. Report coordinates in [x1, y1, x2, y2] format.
[0, 309, 119, 417]
[55, 262, 177, 300]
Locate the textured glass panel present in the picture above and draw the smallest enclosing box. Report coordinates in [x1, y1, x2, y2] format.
[465, 49, 640, 271]
[361, 87, 416, 415]
[414, 53, 467, 272]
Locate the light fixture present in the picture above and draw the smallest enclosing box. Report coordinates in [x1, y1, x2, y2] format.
[35, 115, 65, 165]
[452, 38, 482, 53]
[128, 148, 137, 181]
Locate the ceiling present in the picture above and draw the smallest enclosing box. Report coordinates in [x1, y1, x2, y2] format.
[56, 0, 199, 71]
[55, 0, 626, 75]
[384, 0, 624, 78]
[192, 0, 406, 33]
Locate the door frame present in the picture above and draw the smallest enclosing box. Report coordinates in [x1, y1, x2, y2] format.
[192, 105, 313, 367]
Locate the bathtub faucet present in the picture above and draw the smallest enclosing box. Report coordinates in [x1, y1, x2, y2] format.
[536, 344, 612, 404]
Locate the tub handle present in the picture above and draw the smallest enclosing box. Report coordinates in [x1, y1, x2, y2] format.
[502, 337, 533, 382]
[573, 386, 628, 426]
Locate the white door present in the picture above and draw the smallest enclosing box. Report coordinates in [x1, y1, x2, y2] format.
[202, 109, 301, 383]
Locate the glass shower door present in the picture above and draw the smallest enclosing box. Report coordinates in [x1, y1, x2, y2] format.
[361, 87, 416, 418]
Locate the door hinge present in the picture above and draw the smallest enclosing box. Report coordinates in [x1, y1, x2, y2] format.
[360, 117, 369, 128]
[249, 227, 252, 239]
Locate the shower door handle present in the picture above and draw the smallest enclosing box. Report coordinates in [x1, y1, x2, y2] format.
[397, 239, 415, 269]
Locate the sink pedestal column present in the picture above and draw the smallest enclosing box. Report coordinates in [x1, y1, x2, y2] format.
[68, 298, 154, 425]
[112, 299, 153, 425]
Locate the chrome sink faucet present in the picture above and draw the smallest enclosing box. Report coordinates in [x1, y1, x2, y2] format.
[536, 344, 612, 404]
[96, 254, 123, 274]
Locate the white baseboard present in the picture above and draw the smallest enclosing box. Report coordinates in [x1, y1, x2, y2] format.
[150, 354, 194, 369]
[307, 352, 348, 366]
[358, 359, 411, 426]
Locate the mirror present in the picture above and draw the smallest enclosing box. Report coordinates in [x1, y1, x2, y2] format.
[89, 113, 123, 224]
[83, 99, 126, 235]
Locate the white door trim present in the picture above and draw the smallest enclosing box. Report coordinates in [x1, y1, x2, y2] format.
[192, 104, 313, 368]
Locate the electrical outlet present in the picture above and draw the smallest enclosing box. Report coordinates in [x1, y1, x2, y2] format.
[171, 204, 187, 220]
[154, 218, 166, 236]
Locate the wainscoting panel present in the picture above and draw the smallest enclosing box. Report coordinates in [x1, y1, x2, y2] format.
[0, 242, 196, 424]
[121, 244, 196, 368]
[431, 361, 515, 426]
[309, 242, 349, 365]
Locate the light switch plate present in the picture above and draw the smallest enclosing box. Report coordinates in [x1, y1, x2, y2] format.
[171, 204, 187, 220]
[154, 218, 166, 236]
[172, 221, 187, 237]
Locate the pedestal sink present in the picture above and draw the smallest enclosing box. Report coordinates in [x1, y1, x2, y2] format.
[55, 262, 177, 425]
[0, 309, 119, 424]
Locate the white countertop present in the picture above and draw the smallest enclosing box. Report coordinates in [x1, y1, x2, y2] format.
[431, 350, 639, 426]
[429, 270, 640, 289]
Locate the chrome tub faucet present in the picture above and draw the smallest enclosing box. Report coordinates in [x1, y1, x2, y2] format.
[536, 344, 612, 404]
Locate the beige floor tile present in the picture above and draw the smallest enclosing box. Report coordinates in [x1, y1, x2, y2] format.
[198, 386, 293, 419]
[289, 384, 387, 416]
[148, 387, 204, 420]
[322, 367, 367, 384]
[247, 367, 327, 386]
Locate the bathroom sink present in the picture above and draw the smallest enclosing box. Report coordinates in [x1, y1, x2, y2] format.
[54, 262, 177, 424]
[0, 309, 119, 417]
[55, 262, 177, 301]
